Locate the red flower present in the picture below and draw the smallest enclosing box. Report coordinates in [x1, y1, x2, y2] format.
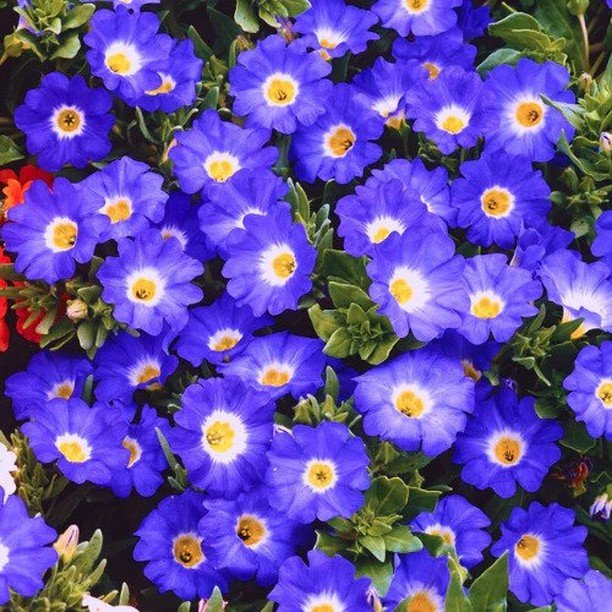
[0, 246, 10, 351]
[0, 165, 54, 221]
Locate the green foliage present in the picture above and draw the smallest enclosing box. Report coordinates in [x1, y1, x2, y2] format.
[234, 0, 311, 32]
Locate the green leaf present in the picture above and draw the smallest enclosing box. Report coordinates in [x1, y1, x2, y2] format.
[406, 487, 440, 517]
[187, 25, 214, 61]
[355, 557, 394, 596]
[560, 419, 596, 453]
[321, 249, 370, 289]
[383, 525, 423, 553]
[0, 135, 24, 165]
[235, 0, 259, 33]
[367, 333, 399, 365]
[360, 535, 386, 561]
[207, 6, 242, 54]
[308, 304, 343, 341]
[328, 281, 374, 310]
[468, 553, 508, 612]
[62, 3, 95, 29]
[365, 476, 410, 515]
[477, 48, 524, 74]
[280, 0, 311, 15]
[445, 556, 471, 612]
[50, 32, 81, 59]
[324, 327, 354, 358]
[314, 530, 349, 555]
[205, 586, 225, 612]
[76, 319, 97, 351]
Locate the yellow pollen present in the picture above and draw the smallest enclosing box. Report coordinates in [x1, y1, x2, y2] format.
[136, 364, 160, 385]
[423, 62, 440, 79]
[327, 127, 355, 157]
[236, 515, 266, 547]
[407, 591, 437, 612]
[481, 188, 512, 217]
[52, 222, 78, 250]
[205, 421, 235, 453]
[390, 278, 413, 305]
[516, 102, 543, 128]
[395, 390, 425, 418]
[428, 527, 454, 545]
[173, 535, 203, 568]
[405, 0, 429, 12]
[471, 296, 502, 319]
[441, 115, 465, 134]
[261, 368, 290, 387]
[57, 109, 81, 133]
[107, 52, 131, 75]
[207, 160, 235, 182]
[311, 606, 334, 612]
[461, 360, 481, 382]
[122, 438, 141, 467]
[54, 382, 74, 399]
[213, 335, 239, 352]
[373, 227, 391, 243]
[515, 535, 540, 561]
[386, 112, 405, 130]
[307, 462, 335, 490]
[596, 381, 612, 407]
[494, 436, 522, 465]
[105, 198, 132, 223]
[319, 38, 337, 50]
[58, 441, 88, 463]
[146, 79, 175, 96]
[272, 252, 296, 279]
[131, 278, 157, 302]
[266, 78, 296, 106]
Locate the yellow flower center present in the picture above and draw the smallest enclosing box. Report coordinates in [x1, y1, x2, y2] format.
[481, 188, 513, 217]
[272, 252, 296, 279]
[494, 436, 522, 465]
[173, 534, 204, 568]
[441, 115, 465, 134]
[373, 227, 391, 243]
[136, 363, 161, 385]
[516, 101, 544, 128]
[207, 159, 236, 182]
[311, 606, 334, 612]
[395, 390, 426, 418]
[327, 126, 356, 157]
[405, 0, 429, 12]
[131, 278, 157, 303]
[146, 76, 175, 96]
[423, 62, 440, 79]
[265, 77, 297, 106]
[56, 109, 81, 133]
[306, 461, 336, 490]
[471, 296, 503, 319]
[213, 335, 240, 352]
[236, 515, 267, 547]
[56, 435, 91, 463]
[52, 222, 78, 251]
[461, 359, 481, 382]
[427, 526, 455, 545]
[107, 52, 132, 75]
[53, 382, 74, 399]
[407, 591, 437, 612]
[596, 381, 612, 407]
[105, 198, 132, 223]
[515, 534, 540, 561]
[261, 368, 291, 387]
[205, 421, 235, 453]
[122, 437, 142, 467]
[390, 278, 413, 305]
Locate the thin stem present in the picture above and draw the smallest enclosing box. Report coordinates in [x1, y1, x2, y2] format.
[578, 14, 590, 72]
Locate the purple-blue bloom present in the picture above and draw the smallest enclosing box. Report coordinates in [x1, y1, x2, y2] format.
[555, 570, 612, 612]
[592, 210, 612, 266]
[373, 0, 462, 36]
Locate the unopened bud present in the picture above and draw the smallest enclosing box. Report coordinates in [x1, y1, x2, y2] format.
[198, 597, 227, 612]
[54, 524, 79, 563]
[599, 132, 612, 154]
[578, 72, 593, 92]
[567, 0, 589, 16]
[367, 588, 384, 612]
[590, 491, 612, 520]
[66, 299, 88, 321]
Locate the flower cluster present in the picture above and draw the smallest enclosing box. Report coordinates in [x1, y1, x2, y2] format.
[0, 0, 610, 610]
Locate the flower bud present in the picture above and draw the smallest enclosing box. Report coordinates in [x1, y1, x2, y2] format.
[54, 524, 79, 563]
[66, 299, 88, 321]
[589, 491, 612, 520]
[599, 132, 612, 154]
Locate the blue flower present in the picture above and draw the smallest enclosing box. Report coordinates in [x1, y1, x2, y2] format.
[491, 502, 588, 606]
[110, 405, 170, 498]
[200, 486, 307, 586]
[93, 330, 178, 404]
[104, 0, 160, 10]
[457, 254, 542, 345]
[154, 191, 214, 262]
[352, 57, 421, 127]
[200, 169, 288, 258]
[170, 378, 275, 497]
[0, 495, 57, 604]
[268, 550, 372, 612]
[451, 150, 551, 248]
[485, 59, 575, 161]
[229, 35, 332, 134]
[1, 178, 108, 283]
[84, 7, 173, 103]
[223, 206, 317, 316]
[219, 332, 326, 401]
[456, 0, 491, 40]
[170, 109, 278, 196]
[81, 156, 167, 241]
[411, 494, 491, 568]
[133, 489, 227, 600]
[337, 177, 443, 257]
[510, 223, 574, 273]
[384, 549, 450, 610]
[563, 341, 612, 439]
[97, 228, 203, 335]
[135, 39, 202, 112]
[14, 72, 114, 171]
[392, 28, 476, 80]
[367, 229, 468, 341]
[290, 83, 383, 184]
[22, 398, 129, 486]
[174, 292, 271, 367]
[373, 0, 462, 36]
[592, 210, 612, 267]
[266, 421, 369, 523]
[539, 250, 612, 337]
[454, 385, 562, 498]
[370, 158, 453, 224]
[5, 350, 92, 421]
[293, 0, 379, 60]
[555, 570, 612, 611]
[354, 347, 475, 456]
[405, 66, 497, 154]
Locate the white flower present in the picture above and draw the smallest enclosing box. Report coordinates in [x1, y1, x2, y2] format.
[0, 445, 18, 501]
[82, 594, 139, 612]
